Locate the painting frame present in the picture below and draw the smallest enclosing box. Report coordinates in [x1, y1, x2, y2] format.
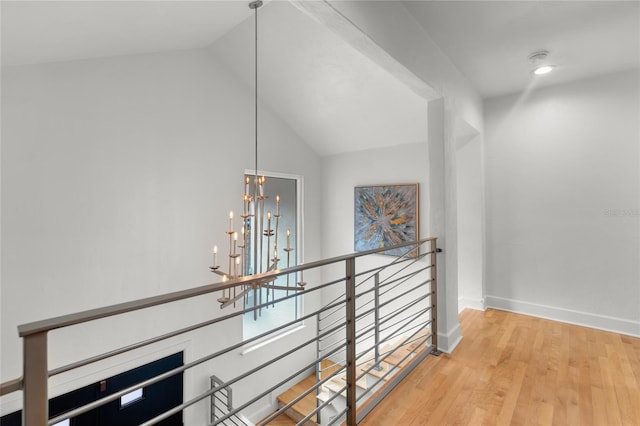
[354, 183, 419, 257]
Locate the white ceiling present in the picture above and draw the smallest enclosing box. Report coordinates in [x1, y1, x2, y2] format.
[2, 1, 639, 153]
[0, 1, 252, 66]
[403, 1, 640, 98]
[0, 0, 429, 157]
[208, 1, 429, 156]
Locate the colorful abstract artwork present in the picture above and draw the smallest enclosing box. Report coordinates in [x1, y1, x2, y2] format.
[354, 184, 419, 257]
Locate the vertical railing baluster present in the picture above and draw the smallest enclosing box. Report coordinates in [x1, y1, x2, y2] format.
[430, 238, 439, 353]
[345, 258, 357, 426]
[316, 312, 322, 425]
[374, 272, 381, 368]
[23, 332, 48, 426]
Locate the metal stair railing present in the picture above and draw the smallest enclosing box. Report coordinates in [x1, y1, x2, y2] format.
[0, 237, 438, 425]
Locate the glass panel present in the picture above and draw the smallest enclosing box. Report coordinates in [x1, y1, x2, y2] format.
[243, 175, 298, 339]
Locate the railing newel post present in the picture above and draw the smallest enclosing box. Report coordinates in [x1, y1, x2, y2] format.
[430, 238, 441, 355]
[316, 312, 322, 425]
[345, 257, 357, 426]
[23, 332, 48, 426]
[374, 272, 381, 369]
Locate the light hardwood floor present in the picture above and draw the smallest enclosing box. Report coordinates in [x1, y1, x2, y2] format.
[359, 308, 640, 425]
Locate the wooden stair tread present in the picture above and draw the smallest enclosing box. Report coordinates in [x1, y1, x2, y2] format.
[316, 390, 332, 403]
[319, 359, 343, 379]
[276, 374, 319, 426]
[324, 380, 346, 396]
[358, 360, 393, 380]
[335, 373, 368, 390]
[404, 330, 432, 352]
[380, 344, 412, 367]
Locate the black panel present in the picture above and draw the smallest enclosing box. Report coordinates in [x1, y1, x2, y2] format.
[1, 352, 183, 426]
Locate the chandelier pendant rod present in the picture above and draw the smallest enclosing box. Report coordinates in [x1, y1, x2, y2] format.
[250, 0, 263, 319]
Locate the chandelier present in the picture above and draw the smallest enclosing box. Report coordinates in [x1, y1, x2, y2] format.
[210, 0, 304, 317]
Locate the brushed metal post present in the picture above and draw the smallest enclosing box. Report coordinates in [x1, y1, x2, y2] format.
[23, 332, 48, 426]
[345, 258, 357, 426]
[430, 238, 441, 354]
[374, 272, 381, 368]
[316, 312, 322, 425]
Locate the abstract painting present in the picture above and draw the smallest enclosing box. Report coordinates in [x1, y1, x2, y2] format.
[354, 184, 419, 257]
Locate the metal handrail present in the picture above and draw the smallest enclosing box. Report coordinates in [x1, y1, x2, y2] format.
[17, 238, 432, 338]
[1, 237, 438, 426]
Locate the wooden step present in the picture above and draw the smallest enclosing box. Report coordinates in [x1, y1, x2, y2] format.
[318, 359, 343, 379]
[358, 360, 393, 380]
[276, 374, 319, 426]
[402, 329, 433, 353]
[380, 344, 412, 367]
[316, 390, 332, 403]
[335, 373, 369, 390]
[324, 380, 346, 396]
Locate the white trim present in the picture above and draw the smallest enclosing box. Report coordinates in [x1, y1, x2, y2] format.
[458, 297, 486, 313]
[485, 295, 640, 338]
[241, 325, 306, 355]
[437, 323, 463, 354]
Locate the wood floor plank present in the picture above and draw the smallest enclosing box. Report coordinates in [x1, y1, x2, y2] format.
[358, 309, 640, 426]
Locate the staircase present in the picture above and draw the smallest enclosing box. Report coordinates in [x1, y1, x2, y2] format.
[274, 328, 432, 425]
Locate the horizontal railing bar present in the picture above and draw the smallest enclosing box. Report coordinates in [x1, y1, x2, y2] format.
[49, 278, 345, 379]
[352, 262, 429, 309]
[47, 296, 349, 423]
[364, 279, 430, 320]
[374, 291, 431, 333]
[378, 266, 431, 297]
[56, 338, 348, 426]
[18, 237, 434, 337]
[355, 326, 432, 401]
[355, 247, 427, 291]
[374, 308, 431, 351]
[214, 344, 346, 426]
[212, 394, 245, 426]
[297, 381, 345, 425]
[256, 359, 346, 426]
[141, 378, 223, 426]
[0, 377, 22, 396]
[378, 307, 431, 337]
[356, 343, 434, 424]
[327, 407, 348, 426]
[352, 248, 428, 281]
[355, 323, 431, 386]
[318, 248, 430, 324]
[318, 313, 348, 334]
[318, 324, 347, 347]
[211, 321, 347, 392]
[370, 295, 431, 343]
[317, 287, 431, 360]
[316, 241, 433, 322]
[354, 306, 430, 370]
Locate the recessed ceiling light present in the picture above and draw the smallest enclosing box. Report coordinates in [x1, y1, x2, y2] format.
[529, 50, 555, 75]
[533, 65, 555, 75]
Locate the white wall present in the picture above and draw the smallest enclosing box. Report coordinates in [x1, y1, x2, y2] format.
[484, 69, 640, 336]
[1, 48, 323, 420]
[318, 1, 485, 353]
[320, 142, 429, 259]
[456, 134, 484, 312]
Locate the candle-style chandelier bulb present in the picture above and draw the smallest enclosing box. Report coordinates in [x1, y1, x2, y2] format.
[209, 0, 305, 318]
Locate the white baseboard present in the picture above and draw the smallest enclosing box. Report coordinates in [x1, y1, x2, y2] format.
[485, 295, 640, 338]
[458, 297, 486, 313]
[437, 323, 463, 354]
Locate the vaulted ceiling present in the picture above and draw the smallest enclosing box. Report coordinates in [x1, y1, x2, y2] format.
[2, 1, 638, 154]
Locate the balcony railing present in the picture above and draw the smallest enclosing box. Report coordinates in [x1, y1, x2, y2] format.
[0, 237, 439, 425]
